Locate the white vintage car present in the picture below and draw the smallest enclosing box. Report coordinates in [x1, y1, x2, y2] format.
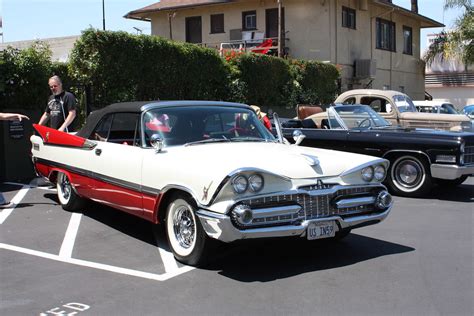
[31, 101, 393, 266]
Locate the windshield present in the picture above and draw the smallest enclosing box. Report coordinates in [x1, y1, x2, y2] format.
[417, 104, 459, 114]
[143, 105, 275, 147]
[331, 104, 391, 129]
[393, 95, 417, 113]
[442, 104, 459, 114]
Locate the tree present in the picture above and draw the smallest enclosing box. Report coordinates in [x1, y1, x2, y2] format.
[424, 0, 473, 66]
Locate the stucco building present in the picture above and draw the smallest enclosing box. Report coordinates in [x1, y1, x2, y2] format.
[126, 0, 443, 100]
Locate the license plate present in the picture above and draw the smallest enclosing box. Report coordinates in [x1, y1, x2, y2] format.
[307, 221, 336, 240]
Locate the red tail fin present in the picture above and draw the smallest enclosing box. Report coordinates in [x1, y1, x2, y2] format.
[33, 124, 87, 148]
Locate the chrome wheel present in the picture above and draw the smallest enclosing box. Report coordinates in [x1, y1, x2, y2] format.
[387, 155, 433, 196]
[56, 172, 86, 211]
[57, 172, 72, 205]
[164, 194, 214, 266]
[173, 206, 196, 251]
[166, 198, 197, 257]
[395, 160, 423, 189]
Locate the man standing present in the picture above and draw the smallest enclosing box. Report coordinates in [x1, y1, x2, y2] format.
[38, 75, 77, 132]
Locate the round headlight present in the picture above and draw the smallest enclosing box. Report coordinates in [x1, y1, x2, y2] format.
[232, 175, 248, 194]
[248, 174, 264, 192]
[374, 165, 386, 181]
[361, 166, 374, 182]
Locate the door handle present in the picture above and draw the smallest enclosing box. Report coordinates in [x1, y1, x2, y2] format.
[95, 149, 102, 156]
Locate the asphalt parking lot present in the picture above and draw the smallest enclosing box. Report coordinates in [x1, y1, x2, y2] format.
[1, 177, 473, 315]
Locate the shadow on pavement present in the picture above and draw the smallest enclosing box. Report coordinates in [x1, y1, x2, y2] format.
[425, 181, 473, 202]
[205, 234, 415, 282]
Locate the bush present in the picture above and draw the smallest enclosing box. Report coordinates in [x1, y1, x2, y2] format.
[0, 30, 340, 118]
[0, 42, 53, 110]
[227, 53, 294, 114]
[69, 29, 232, 109]
[290, 59, 339, 105]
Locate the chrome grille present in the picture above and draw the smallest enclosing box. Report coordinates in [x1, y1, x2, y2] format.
[464, 146, 474, 165]
[245, 185, 383, 220]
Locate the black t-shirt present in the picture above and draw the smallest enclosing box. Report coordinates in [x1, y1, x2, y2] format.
[45, 91, 77, 131]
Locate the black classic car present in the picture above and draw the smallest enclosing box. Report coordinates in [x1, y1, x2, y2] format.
[279, 104, 474, 197]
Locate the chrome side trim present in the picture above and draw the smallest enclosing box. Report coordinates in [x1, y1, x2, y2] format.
[382, 149, 432, 164]
[431, 164, 474, 180]
[336, 196, 375, 209]
[34, 158, 162, 197]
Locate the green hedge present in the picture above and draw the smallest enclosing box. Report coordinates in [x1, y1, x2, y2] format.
[290, 59, 340, 106]
[227, 53, 294, 113]
[69, 29, 232, 108]
[1, 29, 340, 117]
[0, 42, 52, 110]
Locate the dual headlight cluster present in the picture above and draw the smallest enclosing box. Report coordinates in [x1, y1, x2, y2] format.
[361, 165, 386, 182]
[231, 173, 264, 194]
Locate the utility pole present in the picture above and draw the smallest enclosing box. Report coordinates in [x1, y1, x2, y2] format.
[278, 0, 282, 57]
[102, 0, 106, 30]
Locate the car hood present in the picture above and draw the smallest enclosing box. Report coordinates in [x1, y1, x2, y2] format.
[163, 142, 380, 180]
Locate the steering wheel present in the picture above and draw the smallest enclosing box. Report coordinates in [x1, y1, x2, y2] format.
[227, 127, 247, 136]
[357, 118, 371, 128]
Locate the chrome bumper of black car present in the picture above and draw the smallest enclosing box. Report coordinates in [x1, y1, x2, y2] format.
[431, 164, 474, 180]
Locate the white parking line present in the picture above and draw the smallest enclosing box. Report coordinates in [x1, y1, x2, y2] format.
[153, 230, 180, 273]
[0, 184, 30, 224]
[0, 243, 195, 282]
[1, 181, 195, 281]
[59, 213, 82, 258]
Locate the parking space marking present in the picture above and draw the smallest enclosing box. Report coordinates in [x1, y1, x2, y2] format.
[59, 213, 82, 258]
[0, 184, 30, 224]
[154, 230, 180, 273]
[1, 181, 195, 281]
[1, 243, 195, 282]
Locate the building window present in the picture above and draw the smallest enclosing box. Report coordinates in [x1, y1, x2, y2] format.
[210, 14, 224, 34]
[342, 6, 356, 29]
[403, 26, 413, 55]
[376, 18, 396, 52]
[242, 11, 257, 30]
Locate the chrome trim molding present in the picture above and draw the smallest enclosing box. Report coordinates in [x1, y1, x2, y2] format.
[336, 196, 375, 209]
[35, 158, 162, 196]
[197, 206, 392, 243]
[382, 149, 432, 164]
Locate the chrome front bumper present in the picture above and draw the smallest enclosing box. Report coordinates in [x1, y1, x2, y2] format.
[431, 164, 474, 180]
[196, 206, 392, 243]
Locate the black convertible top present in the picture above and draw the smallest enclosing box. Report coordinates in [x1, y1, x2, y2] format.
[76, 101, 159, 138]
[76, 100, 251, 139]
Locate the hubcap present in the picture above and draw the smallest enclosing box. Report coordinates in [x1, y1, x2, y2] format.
[173, 206, 195, 249]
[60, 174, 71, 201]
[396, 160, 422, 187]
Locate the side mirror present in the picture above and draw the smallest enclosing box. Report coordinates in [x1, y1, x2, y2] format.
[273, 112, 284, 144]
[150, 134, 164, 152]
[292, 129, 306, 146]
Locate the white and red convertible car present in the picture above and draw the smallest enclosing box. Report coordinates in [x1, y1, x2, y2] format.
[31, 101, 393, 265]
